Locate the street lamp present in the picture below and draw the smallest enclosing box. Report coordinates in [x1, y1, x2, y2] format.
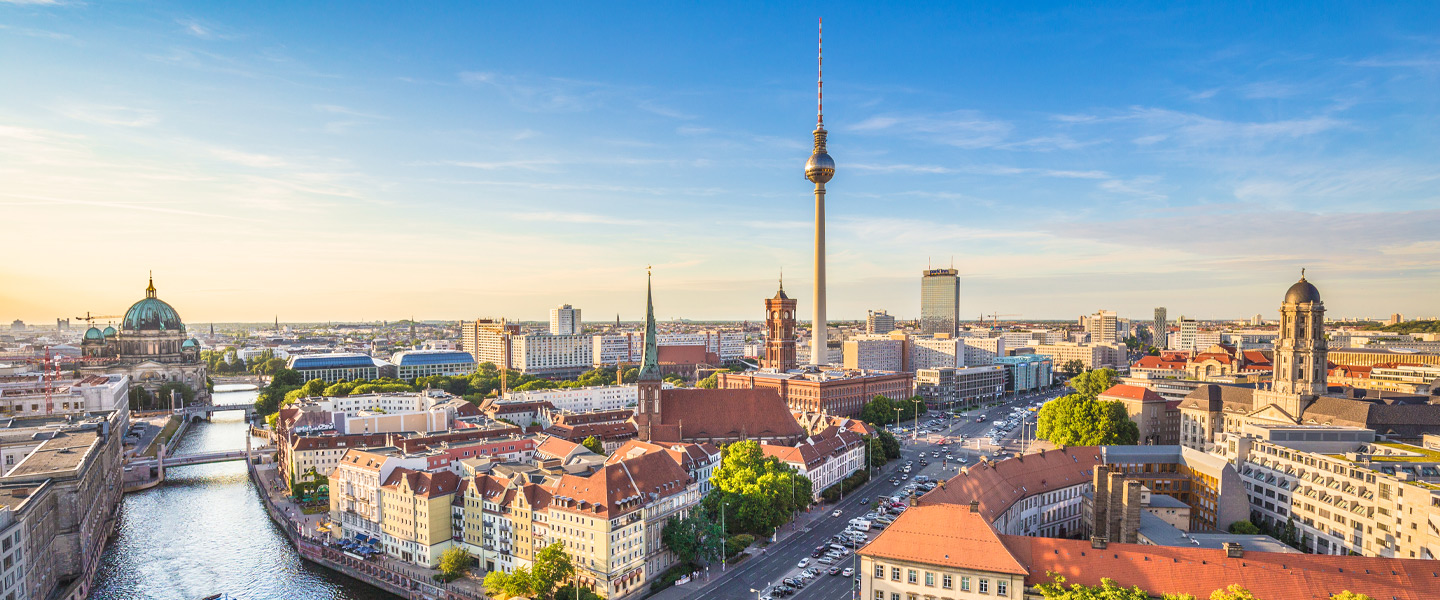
[721, 501, 729, 572]
[911, 398, 923, 441]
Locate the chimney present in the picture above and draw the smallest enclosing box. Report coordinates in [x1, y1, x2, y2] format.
[1107, 471, 1127, 544]
[1090, 536, 1108, 549]
[969, 500, 979, 513]
[1223, 542, 1244, 558]
[1122, 480, 1142, 544]
[1091, 466, 1110, 539]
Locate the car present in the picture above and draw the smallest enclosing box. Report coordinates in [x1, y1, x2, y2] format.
[829, 566, 842, 575]
[817, 556, 835, 565]
[843, 568, 854, 577]
[811, 548, 824, 558]
[797, 558, 810, 568]
[859, 497, 868, 504]
[832, 508, 843, 518]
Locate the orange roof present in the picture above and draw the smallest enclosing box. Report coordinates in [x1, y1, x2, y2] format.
[860, 504, 1027, 575]
[1003, 536, 1440, 600]
[1100, 384, 1166, 403]
[919, 447, 1101, 520]
[381, 467, 461, 498]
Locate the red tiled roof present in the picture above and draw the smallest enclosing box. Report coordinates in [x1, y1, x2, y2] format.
[657, 345, 717, 365]
[1003, 536, 1440, 600]
[646, 388, 805, 443]
[382, 467, 461, 498]
[292, 433, 389, 452]
[546, 422, 638, 442]
[860, 504, 1027, 575]
[918, 447, 1102, 521]
[1133, 356, 1187, 371]
[1100, 384, 1166, 403]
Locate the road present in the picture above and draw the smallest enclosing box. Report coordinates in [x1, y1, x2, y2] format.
[688, 386, 1066, 600]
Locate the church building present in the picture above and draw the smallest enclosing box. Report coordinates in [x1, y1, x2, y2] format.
[82, 275, 209, 404]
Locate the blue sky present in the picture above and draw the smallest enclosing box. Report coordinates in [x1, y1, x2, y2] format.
[1, 1, 1437, 324]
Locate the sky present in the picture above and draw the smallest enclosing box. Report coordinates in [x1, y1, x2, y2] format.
[1, 2, 1438, 325]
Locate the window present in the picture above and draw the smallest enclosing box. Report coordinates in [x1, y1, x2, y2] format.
[892, 567, 901, 581]
[891, 594, 900, 600]
[874, 592, 884, 600]
[942, 574, 953, 589]
[875, 564, 885, 578]
[979, 579, 989, 594]
[961, 576, 971, 591]
[925, 572, 934, 586]
[908, 569, 918, 584]
[998, 580, 1008, 596]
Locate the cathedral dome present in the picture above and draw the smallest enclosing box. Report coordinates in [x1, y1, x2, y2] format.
[182, 338, 198, 349]
[84, 327, 104, 341]
[102, 326, 117, 338]
[1284, 277, 1321, 304]
[122, 276, 185, 332]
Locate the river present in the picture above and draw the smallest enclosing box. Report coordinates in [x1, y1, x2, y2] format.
[90, 386, 399, 600]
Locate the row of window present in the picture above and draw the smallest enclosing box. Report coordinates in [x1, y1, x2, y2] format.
[874, 564, 1007, 595]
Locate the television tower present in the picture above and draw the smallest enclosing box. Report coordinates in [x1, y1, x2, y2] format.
[805, 18, 835, 366]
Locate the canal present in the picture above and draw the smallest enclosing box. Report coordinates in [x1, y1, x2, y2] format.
[91, 385, 399, 600]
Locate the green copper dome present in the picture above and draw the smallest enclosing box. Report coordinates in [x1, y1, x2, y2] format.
[122, 276, 185, 332]
[84, 327, 104, 341]
[102, 326, 117, 337]
[182, 338, 198, 348]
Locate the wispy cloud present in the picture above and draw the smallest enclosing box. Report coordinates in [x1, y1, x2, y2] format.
[849, 111, 1013, 149]
[0, 24, 73, 40]
[208, 147, 288, 168]
[438, 159, 558, 171]
[459, 71, 612, 112]
[53, 103, 160, 127]
[506, 211, 646, 226]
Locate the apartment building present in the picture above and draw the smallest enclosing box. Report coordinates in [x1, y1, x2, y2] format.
[915, 366, 1005, 409]
[1098, 384, 1179, 446]
[993, 355, 1052, 392]
[908, 336, 962, 371]
[1032, 342, 1124, 370]
[1084, 310, 1119, 344]
[866, 310, 896, 334]
[379, 468, 462, 567]
[550, 305, 581, 336]
[329, 447, 430, 542]
[860, 504, 1026, 600]
[844, 334, 908, 372]
[591, 331, 745, 366]
[759, 427, 866, 499]
[962, 337, 1006, 366]
[0, 373, 128, 416]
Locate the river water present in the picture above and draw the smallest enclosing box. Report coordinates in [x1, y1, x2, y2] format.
[90, 386, 398, 600]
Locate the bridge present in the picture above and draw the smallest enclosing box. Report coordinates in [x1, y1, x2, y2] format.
[180, 403, 257, 420]
[129, 447, 276, 469]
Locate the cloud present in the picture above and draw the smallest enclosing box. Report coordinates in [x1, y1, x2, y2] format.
[506, 211, 646, 226]
[459, 71, 612, 112]
[0, 24, 73, 40]
[314, 104, 387, 120]
[848, 111, 1013, 149]
[1062, 107, 1345, 146]
[208, 147, 288, 168]
[438, 159, 558, 171]
[0, 0, 65, 4]
[1343, 56, 1440, 69]
[637, 100, 695, 120]
[53, 103, 160, 127]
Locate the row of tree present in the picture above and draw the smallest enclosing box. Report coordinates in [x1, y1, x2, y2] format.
[859, 394, 929, 426]
[1036, 575, 1374, 600]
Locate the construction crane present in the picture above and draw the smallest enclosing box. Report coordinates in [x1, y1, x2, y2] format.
[75, 312, 122, 326]
[980, 312, 1023, 327]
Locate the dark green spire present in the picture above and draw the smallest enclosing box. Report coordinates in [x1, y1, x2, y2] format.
[639, 269, 661, 381]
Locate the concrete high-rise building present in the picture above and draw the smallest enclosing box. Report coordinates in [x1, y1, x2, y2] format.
[920, 268, 960, 337]
[1251, 314, 1264, 326]
[1086, 309, 1119, 344]
[763, 281, 798, 371]
[549, 304, 580, 336]
[1177, 317, 1198, 352]
[1387, 313, 1404, 326]
[866, 310, 895, 334]
[1153, 307, 1168, 349]
[805, 21, 835, 366]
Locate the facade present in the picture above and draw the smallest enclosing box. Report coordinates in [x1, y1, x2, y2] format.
[592, 331, 746, 367]
[718, 369, 914, 418]
[909, 336, 962, 371]
[962, 337, 1006, 366]
[920, 268, 960, 338]
[379, 468, 461, 567]
[391, 350, 477, 381]
[859, 504, 1027, 600]
[993, 355, 1053, 392]
[1176, 318, 1199, 352]
[503, 384, 644, 413]
[915, 366, 1005, 409]
[1032, 342, 1123, 370]
[1098, 384, 1179, 446]
[461, 319, 521, 368]
[0, 374, 128, 417]
[1084, 310, 1119, 344]
[1329, 363, 1440, 395]
[80, 276, 207, 403]
[1328, 347, 1440, 368]
[329, 447, 430, 542]
[760, 426, 865, 499]
[1153, 307, 1168, 349]
[549, 305, 581, 336]
[509, 333, 593, 377]
[843, 334, 907, 372]
[764, 285, 799, 371]
[288, 353, 380, 383]
[866, 310, 896, 334]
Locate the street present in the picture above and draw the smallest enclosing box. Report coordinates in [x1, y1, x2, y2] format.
[683, 386, 1066, 600]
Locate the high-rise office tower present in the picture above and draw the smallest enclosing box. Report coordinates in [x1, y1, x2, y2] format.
[550, 304, 581, 336]
[1086, 310, 1118, 344]
[920, 268, 960, 337]
[804, 19, 835, 366]
[866, 310, 896, 334]
[1153, 307, 1168, 349]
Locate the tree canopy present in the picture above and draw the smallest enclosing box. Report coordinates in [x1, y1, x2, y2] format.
[662, 512, 724, 566]
[1036, 574, 1196, 600]
[581, 435, 606, 456]
[438, 547, 471, 581]
[860, 395, 927, 426]
[704, 441, 813, 536]
[482, 542, 574, 600]
[1067, 368, 1120, 399]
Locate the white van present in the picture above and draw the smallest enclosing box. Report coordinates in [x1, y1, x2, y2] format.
[849, 519, 872, 531]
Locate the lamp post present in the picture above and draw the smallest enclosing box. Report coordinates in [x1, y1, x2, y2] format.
[911, 398, 923, 441]
[721, 501, 729, 572]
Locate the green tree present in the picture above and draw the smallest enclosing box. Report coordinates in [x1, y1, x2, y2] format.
[705, 441, 813, 536]
[1209, 585, 1259, 600]
[697, 373, 719, 389]
[860, 395, 896, 425]
[581, 435, 606, 456]
[128, 386, 155, 411]
[270, 368, 304, 387]
[1228, 520, 1261, 535]
[483, 567, 535, 600]
[553, 584, 604, 600]
[1067, 368, 1119, 400]
[1330, 592, 1374, 600]
[662, 512, 724, 566]
[1036, 394, 1138, 446]
[875, 429, 901, 459]
[1035, 574, 1153, 600]
[438, 546, 471, 581]
[1060, 359, 1085, 377]
[295, 378, 328, 399]
[531, 542, 576, 599]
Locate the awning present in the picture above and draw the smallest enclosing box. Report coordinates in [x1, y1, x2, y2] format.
[354, 534, 369, 543]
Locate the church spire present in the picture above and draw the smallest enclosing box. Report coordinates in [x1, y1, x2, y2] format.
[638, 267, 661, 382]
[145, 271, 157, 299]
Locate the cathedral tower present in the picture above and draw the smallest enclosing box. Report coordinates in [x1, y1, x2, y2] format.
[635, 269, 663, 441]
[1256, 271, 1328, 418]
[806, 18, 835, 366]
[764, 275, 798, 371]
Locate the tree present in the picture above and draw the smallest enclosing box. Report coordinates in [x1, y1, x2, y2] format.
[531, 542, 576, 599]
[581, 435, 606, 456]
[1036, 394, 1138, 446]
[438, 546, 471, 581]
[705, 441, 813, 536]
[1330, 593, 1374, 600]
[875, 429, 901, 460]
[662, 512, 724, 566]
[1209, 585, 1259, 600]
[554, 584, 604, 600]
[1035, 574, 1152, 600]
[860, 395, 896, 425]
[270, 368, 304, 387]
[697, 373, 719, 389]
[1060, 359, 1085, 377]
[1228, 520, 1261, 535]
[1067, 368, 1120, 400]
[484, 567, 535, 600]
[128, 386, 154, 411]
